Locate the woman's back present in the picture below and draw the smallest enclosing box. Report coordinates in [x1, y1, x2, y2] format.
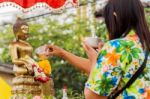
[85, 30, 150, 99]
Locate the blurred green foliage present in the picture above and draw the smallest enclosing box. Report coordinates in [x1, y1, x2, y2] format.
[0, 16, 96, 98]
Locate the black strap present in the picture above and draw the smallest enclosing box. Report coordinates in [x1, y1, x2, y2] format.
[108, 51, 149, 99]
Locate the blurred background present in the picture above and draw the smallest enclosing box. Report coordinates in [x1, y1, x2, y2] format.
[0, 0, 150, 98]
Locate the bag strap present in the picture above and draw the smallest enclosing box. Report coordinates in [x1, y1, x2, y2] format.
[108, 51, 149, 99]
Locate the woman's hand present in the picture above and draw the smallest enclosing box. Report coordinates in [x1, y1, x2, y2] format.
[45, 44, 93, 74]
[82, 42, 99, 65]
[97, 41, 104, 51]
[45, 44, 64, 57]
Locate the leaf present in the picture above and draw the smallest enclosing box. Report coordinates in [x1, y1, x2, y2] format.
[95, 87, 100, 91]
[96, 80, 101, 84]
[116, 46, 124, 53]
[101, 50, 107, 55]
[119, 40, 127, 46]
[127, 41, 134, 47]
[131, 48, 141, 53]
[131, 52, 139, 58]
[120, 51, 128, 62]
[128, 54, 133, 64]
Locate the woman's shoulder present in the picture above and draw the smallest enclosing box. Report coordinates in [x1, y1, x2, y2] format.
[99, 36, 144, 61]
[104, 35, 141, 49]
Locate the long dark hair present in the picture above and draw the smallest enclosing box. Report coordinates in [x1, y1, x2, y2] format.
[103, 0, 150, 51]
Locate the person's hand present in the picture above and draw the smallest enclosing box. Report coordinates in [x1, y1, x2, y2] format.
[20, 62, 33, 75]
[45, 44, 64, 57]
[97, 41, 104, 52]
[82, 42, 99, 65]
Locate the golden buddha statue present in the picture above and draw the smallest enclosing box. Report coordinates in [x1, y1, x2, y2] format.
[9, 18, 49, 98]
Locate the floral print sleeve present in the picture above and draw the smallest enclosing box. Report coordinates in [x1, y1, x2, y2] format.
[85, 41, 123, 96]
[85, 32, 150, 99]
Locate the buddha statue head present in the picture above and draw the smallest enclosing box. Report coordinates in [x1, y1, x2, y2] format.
[13, 17, 29, 40]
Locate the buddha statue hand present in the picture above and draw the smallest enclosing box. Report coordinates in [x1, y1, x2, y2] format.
[32, 64, 50, 83]
[25, 64, 34, 75]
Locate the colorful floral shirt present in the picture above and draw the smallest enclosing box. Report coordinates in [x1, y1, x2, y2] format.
[85, 31, 150, 99]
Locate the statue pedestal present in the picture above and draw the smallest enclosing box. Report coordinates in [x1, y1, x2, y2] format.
[11, 75, 42, 99]
[41, 78, 55, 96]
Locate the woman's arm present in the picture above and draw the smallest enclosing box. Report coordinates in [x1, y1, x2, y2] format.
[46, 45, 92, 74]
[61, 49, 92, 74]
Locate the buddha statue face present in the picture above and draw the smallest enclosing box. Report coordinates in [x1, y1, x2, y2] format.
[21, 25, 29, 34]
[13, 18, 29, 41]
[15, 25, 29, 40]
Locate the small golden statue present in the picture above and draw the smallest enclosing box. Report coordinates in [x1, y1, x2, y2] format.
[9, 18, 49, 98]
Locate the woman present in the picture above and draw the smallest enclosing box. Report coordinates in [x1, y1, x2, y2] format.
[46, 0, 150, 98]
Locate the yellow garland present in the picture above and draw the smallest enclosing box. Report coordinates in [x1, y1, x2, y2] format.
[38, 60, 52, 75]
